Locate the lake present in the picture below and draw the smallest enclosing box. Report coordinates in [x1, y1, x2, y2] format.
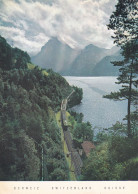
[65, 76, 128, 132]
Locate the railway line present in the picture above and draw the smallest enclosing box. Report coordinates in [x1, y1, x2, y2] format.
[60, 91, 83, 179]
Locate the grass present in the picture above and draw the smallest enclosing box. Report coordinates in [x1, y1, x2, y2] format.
[66, 112, 76, 136]
[56, 111, 76, 181]
[27, 63, 49, 76]
[66, 112, 72, 126]
[42, 70, 49, 76]
[27, 63, 35, 70]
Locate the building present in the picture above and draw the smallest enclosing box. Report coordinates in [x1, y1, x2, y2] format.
[81, 141, 95, 157]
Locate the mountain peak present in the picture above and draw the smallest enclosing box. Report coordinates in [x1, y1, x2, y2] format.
[41, 36, 74, 52]
[31, 36, 80, 73]
[49, 36, 60, 43]
[85, 44, 98, 49]
[41, 37, 60, 50]
[85, 43, 106, 51]
[31, 38, 121, 76]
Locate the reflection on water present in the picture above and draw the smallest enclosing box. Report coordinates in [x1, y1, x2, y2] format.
[65, 76, 128, 131]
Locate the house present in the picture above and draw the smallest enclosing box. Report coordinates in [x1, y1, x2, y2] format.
[81, 141, 95, 157]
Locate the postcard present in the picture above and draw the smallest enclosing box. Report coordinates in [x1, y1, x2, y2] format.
[0, 0, 137, 194]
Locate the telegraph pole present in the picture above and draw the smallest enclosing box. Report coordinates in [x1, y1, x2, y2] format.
[41, 146, 44, 181]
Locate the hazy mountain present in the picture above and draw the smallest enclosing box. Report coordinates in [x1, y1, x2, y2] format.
[107, 46, 120, 56]
[68, 45, 121, 76]
[31, 37, 80, 74]
[69, 44, 111, 76]
[91, 51, 122, 76]
[32, 37, 121, 76]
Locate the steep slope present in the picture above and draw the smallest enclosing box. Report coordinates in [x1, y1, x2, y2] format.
[0, 36, 83, 181]
[31, 37, 79, 74]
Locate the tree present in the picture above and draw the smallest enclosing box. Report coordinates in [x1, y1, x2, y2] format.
[104, 0, 138, 137]
[68, 86, 83, 107]
[0, 35, 83, 180]
[73, 122, 93, 147]
[0, 130, 40, 181]
[0, 36, 12, 70]
[81, 142, 111, 180]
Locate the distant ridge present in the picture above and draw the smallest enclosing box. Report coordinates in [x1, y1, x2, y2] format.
[92, 53, 122, 76]
[31, 37, 121, 76]
[69, 44, 109, 76]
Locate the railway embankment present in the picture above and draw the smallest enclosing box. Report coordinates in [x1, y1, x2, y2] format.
[60, 93, 83, 180]
[56, 111, 76, 180]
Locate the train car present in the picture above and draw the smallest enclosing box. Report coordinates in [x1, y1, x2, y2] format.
[61, 99, 68, 130]
[61, 110, 68, 130]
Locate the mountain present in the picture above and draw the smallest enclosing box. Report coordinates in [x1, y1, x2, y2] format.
[69, 44, 111, 76]
[69, 44, 121, 76]
[31, 37, 80, 74]
[107, 46, 120, 56]
[32, 37, 121, 76]
[91, 51, 122, 76]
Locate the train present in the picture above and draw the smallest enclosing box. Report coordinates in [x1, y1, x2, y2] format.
[61, 99, 68, 131]
[60, 97, 83, 178]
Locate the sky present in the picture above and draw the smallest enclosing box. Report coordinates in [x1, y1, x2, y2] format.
[0, 0, 117, 56]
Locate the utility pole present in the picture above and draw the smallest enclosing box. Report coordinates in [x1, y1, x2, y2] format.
[41, 145, 44, 181]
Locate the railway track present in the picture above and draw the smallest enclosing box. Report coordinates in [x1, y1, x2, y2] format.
[60, 91, 83, 178]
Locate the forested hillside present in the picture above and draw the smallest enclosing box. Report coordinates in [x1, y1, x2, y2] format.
[0, 35, 83, 181]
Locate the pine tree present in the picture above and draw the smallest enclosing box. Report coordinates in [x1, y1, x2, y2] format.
[104, 0, 138, 137]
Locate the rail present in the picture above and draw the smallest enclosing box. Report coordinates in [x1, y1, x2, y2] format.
[60, 90, 83, 178]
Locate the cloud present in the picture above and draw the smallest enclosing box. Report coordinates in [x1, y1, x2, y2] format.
[0, 0, 117, 55]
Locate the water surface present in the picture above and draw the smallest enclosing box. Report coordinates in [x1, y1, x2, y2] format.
[65, 76, 127, 131]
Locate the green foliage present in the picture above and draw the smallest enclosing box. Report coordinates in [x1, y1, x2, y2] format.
[72, 122, 93, 148]
[82, 135, 138, 180]
[81, 142, 111, 180]
[69, 111, 83, 123]
[129, 111, 138, 137]
[49, 168, 68, 181]
[43, 136, 69, 181]
[0, 36, 84, 180]
[95, 131, 109, 144]
[108, 0, 137, 45]
[0, 35, 30, 70]
[109, 157, 138, 180]
[0, 36, 12, 70]
[68, 111, 93, 149]
[108, 121, 127, 136]
[108, 136, 138, 164]
[0, 130, 40, 181]
[27, 63, 35, 70]
[105, 0, 138, 138]
[124, 157, 138, 180]
[82, 122, 138, 180]
[73, 122, 93, 141]
[68, 86, 83, 108]
[111, 163, 125, 180]
[0, 66, 70, 180]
